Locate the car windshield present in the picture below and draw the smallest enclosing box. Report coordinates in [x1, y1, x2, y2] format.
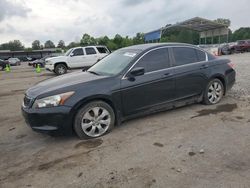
[88, 49, 140, 76]
[65, 49, 73, 56]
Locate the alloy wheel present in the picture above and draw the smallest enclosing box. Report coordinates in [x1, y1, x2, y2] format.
[207, 81, 223, 104]
[58, 66, 66, 74]
[81, 107, 111, 137]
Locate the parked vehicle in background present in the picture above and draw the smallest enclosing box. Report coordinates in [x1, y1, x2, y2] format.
[22, 43, 236, 139]
[31, 55, 56, 68]
[0, 59, 9, 71]
[229, 40, 250, 53]
[7, 58, 21, 66]
[19, 57, 33, 62]
[45, 46, 110, 75]
[219, 44, 231, 55]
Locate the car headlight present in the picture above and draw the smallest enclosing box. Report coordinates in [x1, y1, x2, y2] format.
[45, 60, 52, 65]
[33, 91, 75, 108]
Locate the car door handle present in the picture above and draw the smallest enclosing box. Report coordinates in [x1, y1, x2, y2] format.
[200, 64, 209, 69]
[163, 72, 173, 77]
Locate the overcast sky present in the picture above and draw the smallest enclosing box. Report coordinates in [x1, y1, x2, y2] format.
[0, 0, 249, 46]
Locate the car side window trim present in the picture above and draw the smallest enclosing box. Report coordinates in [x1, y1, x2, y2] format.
[122, 46, 208, 79]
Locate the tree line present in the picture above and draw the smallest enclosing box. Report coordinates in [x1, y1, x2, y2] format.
[1, 21, 250, 51]
[0, 33, 144, 52]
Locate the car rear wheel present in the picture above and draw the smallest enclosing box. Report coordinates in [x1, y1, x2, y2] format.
[203, 79, 224, 105]
[55, 64, 67, 75]
[74, 101, 115, 139]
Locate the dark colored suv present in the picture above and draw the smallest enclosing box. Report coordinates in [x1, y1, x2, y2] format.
[22, 43, 236, 139]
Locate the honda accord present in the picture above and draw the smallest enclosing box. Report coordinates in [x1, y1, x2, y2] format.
[22, 43, 236, 139]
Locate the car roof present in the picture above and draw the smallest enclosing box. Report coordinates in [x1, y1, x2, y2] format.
[121, 43, 197, 52]
[72, 45, 107, 49]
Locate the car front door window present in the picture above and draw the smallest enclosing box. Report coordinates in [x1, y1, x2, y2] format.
[135, 48, 170, 73]
[72, 48, 84, 56]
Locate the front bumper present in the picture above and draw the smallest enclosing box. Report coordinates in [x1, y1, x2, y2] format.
[22, 105, 74, 135]
[45, 64, 54, 71]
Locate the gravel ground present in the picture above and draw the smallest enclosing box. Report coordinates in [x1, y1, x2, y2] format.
[0, 54, 250, 188]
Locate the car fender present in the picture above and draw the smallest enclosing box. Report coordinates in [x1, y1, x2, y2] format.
[70, 94, 121, 126]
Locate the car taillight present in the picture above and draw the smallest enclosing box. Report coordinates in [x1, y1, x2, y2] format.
[227, 62, 235, 68]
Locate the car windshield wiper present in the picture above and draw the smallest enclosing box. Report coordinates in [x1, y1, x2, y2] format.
[87, 70, 100, 75]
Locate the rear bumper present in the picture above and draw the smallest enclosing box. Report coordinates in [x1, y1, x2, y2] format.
[22, 106, 74, 135]
[225, 69, 236, 93]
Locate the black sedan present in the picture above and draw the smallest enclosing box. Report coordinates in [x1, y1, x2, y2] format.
[22, 43, 236, 139]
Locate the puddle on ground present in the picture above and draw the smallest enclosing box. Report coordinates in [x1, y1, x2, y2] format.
[153, 142, 164, 147]
[74, 139, 103, 149]
[191, 103, 237, 119]
[16, 134, 27, 139]
[235, 116, 244, 120]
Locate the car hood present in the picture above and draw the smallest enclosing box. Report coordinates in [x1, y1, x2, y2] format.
[31, 60, 38, 63]
[26, 71, 107, 98]
[46, 56, 66, 63]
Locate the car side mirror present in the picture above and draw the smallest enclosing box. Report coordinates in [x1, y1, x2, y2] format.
[129, 67, 145, 77]
[70, 53, 74, 57]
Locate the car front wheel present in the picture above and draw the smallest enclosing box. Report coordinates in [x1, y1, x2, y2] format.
[55, 64, 67, 75]
[203, 79, 224, 105]
[74, 101, 115, 139]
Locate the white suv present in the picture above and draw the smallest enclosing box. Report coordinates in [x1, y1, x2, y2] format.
[45, 46, 110, 75]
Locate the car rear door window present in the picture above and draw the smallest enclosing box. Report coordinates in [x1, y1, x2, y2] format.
[96, 47, 108, 54]
[136, 48, 170, 72]
[196, 49, 206, 61]
[173, 47, 198, 66]
[72, 48, 84, 56]
[85, 47, 97, 55]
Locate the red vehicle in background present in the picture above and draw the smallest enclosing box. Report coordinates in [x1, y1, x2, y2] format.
[229, 40, 250, 53]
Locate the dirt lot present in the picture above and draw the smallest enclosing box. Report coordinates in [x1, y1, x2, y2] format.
[0, 53, 250, 188]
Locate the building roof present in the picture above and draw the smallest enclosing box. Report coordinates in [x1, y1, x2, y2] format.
[169, 17, 228, 32]
[145, 17, 229, 42]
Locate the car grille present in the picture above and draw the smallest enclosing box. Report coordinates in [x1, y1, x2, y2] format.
[23, 95, 33, 108]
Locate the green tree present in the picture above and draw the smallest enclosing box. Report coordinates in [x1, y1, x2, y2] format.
[160, 27, 199, 44]
[113, 34, 123, 48]
[67, 42, 80, 49]
[232, 27, 250, 41]
[44, 40, 55, 48]
[133, 32, 144, 44]
[106, 41, 117, 51]
[57, 40, 65, 48]
[32, 40, 41, 50]
[80, 33, 96, 46]
[0, 40, 24, 51]
[122, 36, 133, 47]
[96, 36, 110, 46]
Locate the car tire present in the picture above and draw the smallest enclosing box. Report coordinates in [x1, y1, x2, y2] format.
[74, 101, 115, 139]
[203, 78, 224, 105]
[55, 64, 67, 75]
